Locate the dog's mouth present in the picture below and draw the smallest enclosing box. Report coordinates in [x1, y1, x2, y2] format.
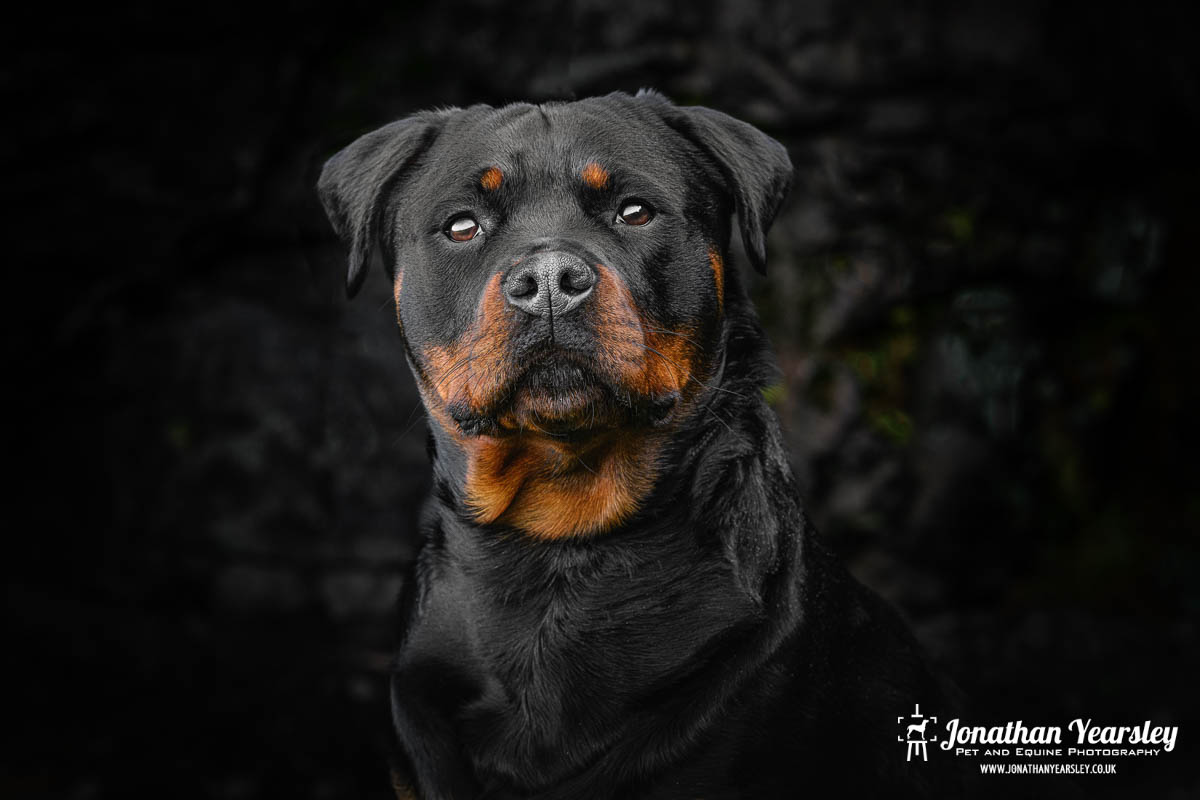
[447, 349, 679, 438]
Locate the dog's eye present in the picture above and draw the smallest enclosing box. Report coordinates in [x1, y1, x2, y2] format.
[616, 201, 654, 226]
[445, 216, 481, 242]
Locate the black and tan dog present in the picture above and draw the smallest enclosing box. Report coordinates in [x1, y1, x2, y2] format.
[319, 91, 968, 799]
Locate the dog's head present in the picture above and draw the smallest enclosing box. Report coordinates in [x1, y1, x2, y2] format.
[320, 91, 791, 538]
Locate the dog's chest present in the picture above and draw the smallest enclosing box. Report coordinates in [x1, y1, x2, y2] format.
[452, 547, 753, 782]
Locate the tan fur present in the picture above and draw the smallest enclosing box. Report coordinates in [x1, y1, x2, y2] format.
[581, 161, 609, 189]
[480, 166, 503, 191]
[709, 246, 724, 312]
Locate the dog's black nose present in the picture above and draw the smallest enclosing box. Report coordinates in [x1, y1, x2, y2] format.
[504, 252, 595, 318]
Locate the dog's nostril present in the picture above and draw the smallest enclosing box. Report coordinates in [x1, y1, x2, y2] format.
[509, 273, 538, 299]
[559, 265, 595, 296]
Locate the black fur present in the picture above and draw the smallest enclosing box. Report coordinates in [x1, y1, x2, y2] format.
[320, 91, 974, 799]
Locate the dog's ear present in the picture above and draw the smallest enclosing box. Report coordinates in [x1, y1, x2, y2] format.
[318, 112, 448, 297]
[656, 101, 793, 274]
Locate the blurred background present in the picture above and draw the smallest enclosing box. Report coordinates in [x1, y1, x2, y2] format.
[5, 1, 1199, 797]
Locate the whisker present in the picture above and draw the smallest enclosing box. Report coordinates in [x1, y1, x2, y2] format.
[392, 337, 513, 441]
[609, 322, 749, 400]
[622, 335, 749, 401]
[393, 358, 479, 442]
[688, 374, 747, 400]
[703, 404, 735, 434]
[463, 337, 513, 399]
[428, 337, 507, 398]
[523, 416, 568, 439]
[394, 403, 427, 443]
[641, 325, 705, 350]
[574, 453, 599, 476]
[613, 336, 740, 434]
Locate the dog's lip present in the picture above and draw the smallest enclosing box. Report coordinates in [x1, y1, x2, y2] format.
[448, 348, 681, 437]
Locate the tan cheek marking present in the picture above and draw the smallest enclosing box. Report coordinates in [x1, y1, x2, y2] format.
[590, 264, 699, 400]
[589, 263, 645, 383]
[421, 342, 467, 407]
[480, 166, 503, 191]
[417, 274, 514, 411]
[709, 246, 724, 311]
[463, 273, 514, 408]
[643, 325, 698, 398]
[581, 161, 609, 189]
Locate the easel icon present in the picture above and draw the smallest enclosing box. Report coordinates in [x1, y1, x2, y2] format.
[897, 704, 938, 762]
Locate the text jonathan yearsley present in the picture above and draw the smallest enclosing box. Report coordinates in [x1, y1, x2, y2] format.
[941, 719, 1178, 752]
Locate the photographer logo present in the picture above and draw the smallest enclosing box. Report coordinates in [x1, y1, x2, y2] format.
[898, 704, 939, 762]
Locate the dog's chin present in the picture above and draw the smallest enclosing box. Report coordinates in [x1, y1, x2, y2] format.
[450, 358, 679, 439]
[508, 382, 614, 436]
[506, 360, 625, 436]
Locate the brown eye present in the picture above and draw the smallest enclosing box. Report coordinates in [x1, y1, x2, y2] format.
[445, 216, 481, 242]
[617, 201, 654, 226]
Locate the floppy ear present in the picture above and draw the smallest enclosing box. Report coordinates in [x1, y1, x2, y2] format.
[317, 112, 447, 297]
[658, 102, 793, 274]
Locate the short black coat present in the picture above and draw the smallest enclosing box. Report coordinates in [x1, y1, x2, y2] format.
[320, 91, 976, 799]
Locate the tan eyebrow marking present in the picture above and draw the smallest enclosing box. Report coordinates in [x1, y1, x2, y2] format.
[480, 166, 503, 191]
[581, 162, 609, 190]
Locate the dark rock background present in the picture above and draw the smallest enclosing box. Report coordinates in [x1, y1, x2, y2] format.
[6, 1, 1199, 797]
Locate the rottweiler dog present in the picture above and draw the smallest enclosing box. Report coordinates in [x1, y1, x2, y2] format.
[319, 91, 969, 799]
